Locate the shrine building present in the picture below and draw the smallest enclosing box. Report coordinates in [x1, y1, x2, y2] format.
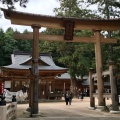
[0, 51, 111, 99]
[1, 51, 68, 99]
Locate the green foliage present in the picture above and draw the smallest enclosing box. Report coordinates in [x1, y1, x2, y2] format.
[85, 0, 120, 73]
[0, 0, 120, 77]
[0, 28, 33, 66]
[0, 27, 18, 65]
[54, 0, 80, 17]
[0, 0, 28, 9]
[86, 0, 120, 18]
[16, 30, 32, 51]
[17, 40, 32, 51]
[54, 0, 98, 18]
[112, 30, 120, 73]
[41, 0, 97, 80]
[0, 28, 6, 65]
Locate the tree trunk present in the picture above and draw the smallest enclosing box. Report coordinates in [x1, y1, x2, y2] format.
[70, 77, 77, 98]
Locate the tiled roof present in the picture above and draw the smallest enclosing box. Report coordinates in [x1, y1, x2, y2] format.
[2, 51, 67, 71]
[55, 72, 88, 80]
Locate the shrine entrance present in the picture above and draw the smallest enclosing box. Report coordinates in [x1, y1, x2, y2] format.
[1, 8, 120, 114]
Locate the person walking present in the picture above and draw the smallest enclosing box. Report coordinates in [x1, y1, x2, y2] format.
[68, 91, 73, 105]
[64, 91, 69, 105]
[80, 91, 84, 101]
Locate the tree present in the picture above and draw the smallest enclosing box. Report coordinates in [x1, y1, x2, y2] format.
[86, 0, 120, 72]
[0, 28, 6, 65]
[111, 31, 120, 74]
[16, 29, 32, 51]
[54, 0, 98, 18]
[40, 0, 96, 95]
[0, 0, 28, 9]
[0, 27, 18, 66]
[86, 0, 120, 18]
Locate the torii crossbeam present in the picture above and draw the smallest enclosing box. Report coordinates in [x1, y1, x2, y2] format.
[14, 33, 117, 43]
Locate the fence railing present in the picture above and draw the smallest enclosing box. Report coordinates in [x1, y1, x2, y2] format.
[0, 95, 17, 120]
[89, 61, 120, 111]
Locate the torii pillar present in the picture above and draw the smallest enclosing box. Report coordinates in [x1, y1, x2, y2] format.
[30, 25, 41, 114]
[109, 61, 119, 111]
[89, 68, 95, 108]
[94, 30, 105, 106]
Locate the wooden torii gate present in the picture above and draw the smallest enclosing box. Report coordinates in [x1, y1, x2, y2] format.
[1, 8, 120, 114]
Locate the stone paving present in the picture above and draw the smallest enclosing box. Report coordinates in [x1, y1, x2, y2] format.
[16, 97, 120, 120]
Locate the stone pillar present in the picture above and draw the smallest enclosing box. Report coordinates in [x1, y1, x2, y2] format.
[94, 30, 105, 106]
[12, 95, 17, 118]
[31, 24, 41, 114]
[12, 102, 17, 119]
[89, 68, 95, 108]
[29, 79, 31, 108]
[109, 61, 119, 111]
[0, 106, 7, 120]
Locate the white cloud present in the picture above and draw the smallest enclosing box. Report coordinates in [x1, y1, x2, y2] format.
[0, 0, 60, 32]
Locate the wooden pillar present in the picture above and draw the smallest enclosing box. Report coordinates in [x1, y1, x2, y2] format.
[11, 80, 14, 92]
[20, 81, 22, 90]
[89, 68, 95, 108]
[11, 81, 13, 92]
[63, 82, 66, 92]
[109, 61, 119, 111]
[31, 24, 40, 114]
[29, 79, 31, 108]
[94, 30, 105, 106]
[52, 79, 55, 92]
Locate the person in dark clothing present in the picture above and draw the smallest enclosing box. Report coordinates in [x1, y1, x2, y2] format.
[80, 91, 84, 101]
[68, 91, 73, 105]
[64, 91, 69, 105]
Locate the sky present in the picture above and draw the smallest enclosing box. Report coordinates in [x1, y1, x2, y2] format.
[0, 0, 60, 32]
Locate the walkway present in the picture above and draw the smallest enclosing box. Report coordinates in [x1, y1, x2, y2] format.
[16, 97, 120, 120]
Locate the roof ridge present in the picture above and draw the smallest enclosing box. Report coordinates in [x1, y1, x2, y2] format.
[13, 50, 51, 56]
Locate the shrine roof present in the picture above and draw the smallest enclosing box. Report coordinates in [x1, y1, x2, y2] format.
[55, 73, 70, 80]
[2, 51, 67, 71]
[55, 72, 88, 80]
[56, 73, 110, 86]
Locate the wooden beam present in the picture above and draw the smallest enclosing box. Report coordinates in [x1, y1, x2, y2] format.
[93, 93, 111, 98]
[1, 8, 120, 31]
[92, 70, 110, 78]
[0, 75, 56, 81]
[14, 33, 117, 44]
[103, 93, 111, 98]
[93, 93, 98, 97]
[102, 70, 110, 76]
